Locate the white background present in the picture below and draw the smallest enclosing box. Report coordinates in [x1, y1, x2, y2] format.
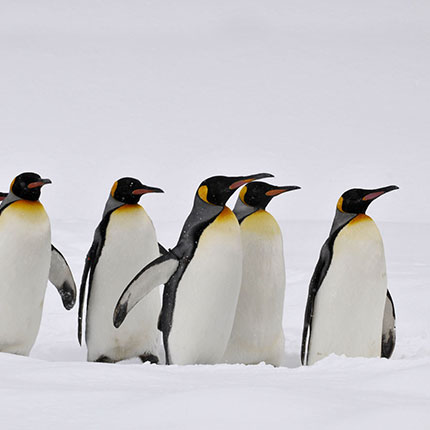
[0, 1, 429, 429]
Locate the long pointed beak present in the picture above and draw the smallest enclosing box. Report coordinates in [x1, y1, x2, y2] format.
[266, 185, 301, 197]
[132, 186, 164, 195]
[28, 178, 52, 189]
[363, 185, 399, 201]
[229, 173, 274, 190]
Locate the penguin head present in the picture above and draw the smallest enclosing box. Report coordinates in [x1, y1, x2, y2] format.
[239, 182, 301, 210]
[337, 185, 399, 214]
[196, 173, 274, 207]
[10, 172, 51, 201]
[110, 177, 164, 205]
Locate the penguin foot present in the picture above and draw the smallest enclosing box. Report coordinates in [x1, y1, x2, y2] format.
[95, 355, 116, 364]
[139, 354, 159, 364]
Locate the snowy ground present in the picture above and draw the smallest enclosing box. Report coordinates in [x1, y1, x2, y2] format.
[0, 219, 426, 429]
[1, 0, 430, 429]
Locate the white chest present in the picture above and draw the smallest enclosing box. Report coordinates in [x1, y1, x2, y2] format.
[86, 205, 161, 361]
[0, 201, 51, 355]
[308, 215, 387, 365]
[169, 207, 243, 365]
[224, 210, 286, 365]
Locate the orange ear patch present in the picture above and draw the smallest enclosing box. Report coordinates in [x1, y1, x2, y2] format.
[110, 181, 118, 197]
[336, 197, 344, 212]
[239, 186, 248, 203]
[198, 185, 213, 204]
[9, 177, 16, 191]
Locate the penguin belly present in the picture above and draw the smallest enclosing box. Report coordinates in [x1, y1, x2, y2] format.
[224, 210, 286, 366]
[308, 215, 387, 365]
[86, 205, 161, 362]
[0, 201, 51, 355]
[168, 207, 242, 365]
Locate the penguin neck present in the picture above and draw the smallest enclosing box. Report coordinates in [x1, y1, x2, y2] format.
[330, 209, 358, 235]
[175, 195, 223, 256]
[233, 197, 258, 223]
[0, 191, 22, 214]
[102, 195, 126, 218]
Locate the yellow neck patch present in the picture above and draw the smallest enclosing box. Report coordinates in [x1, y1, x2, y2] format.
[9, 177, 16, 191]
[337, 197, 344, 212]
[215, 206, 235, 222]
[241, 209, 280, 237]
[114, 204, 142, 214]
[349, 213, 372, 226]
[198, 185, 212, 205]
[4, 200, 48, 222]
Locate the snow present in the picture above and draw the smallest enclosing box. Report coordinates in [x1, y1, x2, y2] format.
[1, 1, 430, 429]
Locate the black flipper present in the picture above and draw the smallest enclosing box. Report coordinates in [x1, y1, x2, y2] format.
[49, 245, 77, 310]
[301, 238, 334, 365]
[77, 215, 111, 345]
[300, 214, 356, 365]
[113, 252, 179, 329]
[78, 240, 98, 345]
[381, 289, 396, 359]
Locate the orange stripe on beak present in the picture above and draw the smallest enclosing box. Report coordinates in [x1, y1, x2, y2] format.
[28, 182, 46, 189]
[363, 191, 385, 201]
[132, 189, 156, 195]
[229, 179, 253, 190]
[266, 189, 288, 197]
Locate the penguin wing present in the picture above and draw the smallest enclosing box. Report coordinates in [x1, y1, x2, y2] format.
[77, 232, 103, 345]
[381, 290, 396, 358]
[113, 253, 179, 328]
[301, 238, 334, 365]
[49, 245, 77, 310]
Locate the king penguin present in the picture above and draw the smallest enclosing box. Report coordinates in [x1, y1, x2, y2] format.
[223, 182, 300, 366]
[301, 185, 398, 365]
[0, 172, 76, 356]
[113, 173, 273, 365]
[78, 177, 164, 363]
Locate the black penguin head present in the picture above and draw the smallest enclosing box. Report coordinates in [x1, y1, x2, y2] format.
[110, 177, 164, 204]
[10, 172, 51, 201]
[196, 173, 274, 207]
[337, 185, 399, 214]
[239, 182, 301, 210]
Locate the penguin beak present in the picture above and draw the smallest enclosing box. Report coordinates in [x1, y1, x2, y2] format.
[362, 185, 399, 202]
[229, 173, 274, 190]
[28, 178, 52, 189]
[265, 185, 301, 197]
[132, 186, 164, 195]
[0, 192, 7, 201]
